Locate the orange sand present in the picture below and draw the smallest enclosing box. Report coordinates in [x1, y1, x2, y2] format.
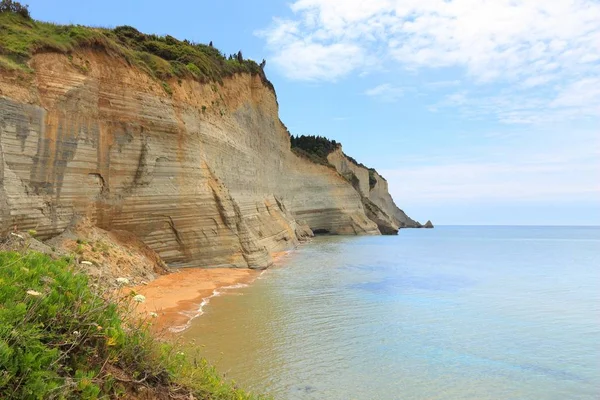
[131, 251, 295, 333]
[131, 268, 258, 333]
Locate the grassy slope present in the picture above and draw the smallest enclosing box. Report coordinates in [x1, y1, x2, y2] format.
[0, 12, 381, 179]
[0, 12, 273, 92]
[0, 250, 268, 399]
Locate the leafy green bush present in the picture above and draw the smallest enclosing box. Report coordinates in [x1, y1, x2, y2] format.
[0, 251, 267, 399]
[186, 62, 201, 76]
[290, 135, 340, 165]
[290, 146, 331, 167]
[0, 0, 30, 19]
[0, 11, 273, 91]
[289, 134, 383, 187]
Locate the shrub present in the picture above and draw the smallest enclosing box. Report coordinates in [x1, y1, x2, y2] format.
[186, 62, 201, 76]
[290, 134, 340, 164]
[0, 251, 267, 399]
[161, 81, 172, 95]
[0, 0, 30, 19]
[290, 135, 381, 185]
[0, 12, 274, 92]
[0, 251, 134, 398]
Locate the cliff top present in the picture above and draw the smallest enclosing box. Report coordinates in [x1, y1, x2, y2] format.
[0, 7, 391, 185]
[290, 134, 341, 166]
[0, 9, 274, 92]
[290, 134, 386, 186]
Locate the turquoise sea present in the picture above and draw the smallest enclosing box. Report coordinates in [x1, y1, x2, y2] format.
[183, 226, 600, 399]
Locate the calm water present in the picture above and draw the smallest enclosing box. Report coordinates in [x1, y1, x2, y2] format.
[183, 226, 600, 399]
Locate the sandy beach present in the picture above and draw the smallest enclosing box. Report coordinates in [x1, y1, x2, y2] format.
[131, 251, 294, 333]
[131, 268, 260, 333]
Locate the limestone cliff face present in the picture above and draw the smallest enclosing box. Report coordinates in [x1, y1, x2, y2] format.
[368, 170, 421, 228]
[0, 50, 384, 269]
[328, 148, 422, 231]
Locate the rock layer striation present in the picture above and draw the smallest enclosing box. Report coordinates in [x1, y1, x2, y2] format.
[1, 50, 419, 268]
[327, 148, 421, 233]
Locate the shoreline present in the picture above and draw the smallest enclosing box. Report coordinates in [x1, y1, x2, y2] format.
[132, 250, 295, 333]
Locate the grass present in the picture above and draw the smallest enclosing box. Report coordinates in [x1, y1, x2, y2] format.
[0, 12, 273, 92]
[0, 250, 268, 399]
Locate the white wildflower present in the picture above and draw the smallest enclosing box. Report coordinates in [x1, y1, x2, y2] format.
[80, 261, 93, 266]
[149, 312, 158, 318]
[73, 331, 80, 337]
[116, 277, 130, 285]
[133, 294, 146, 303]
[26, 289, 42, 297]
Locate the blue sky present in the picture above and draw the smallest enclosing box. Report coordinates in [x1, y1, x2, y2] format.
[27, 0, 600, 225]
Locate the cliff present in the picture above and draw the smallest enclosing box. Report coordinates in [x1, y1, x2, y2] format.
[0, 15, 423, 269]
[327, 148, 422, 231]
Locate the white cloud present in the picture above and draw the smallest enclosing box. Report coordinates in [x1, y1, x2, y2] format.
[521, 75, 556, 89]
[380, 130, 600, 204]
[258, 0, 600, 120]
[270, 42, 365, 81]
[383, 161, 599, 203]
[426, 80, 461, 89]
[365, 83, 404, 102]
[260, 0, 599, 81]
[550, 78, 600, 111]
[255, 14, 367, 81]
[434, 76, 600, 124]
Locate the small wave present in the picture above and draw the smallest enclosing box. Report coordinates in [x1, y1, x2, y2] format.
[168, 289, 219, 332]
[222, 283, 249, 290]
[168, 283, 249, 333]
[257, 269, 269, 280]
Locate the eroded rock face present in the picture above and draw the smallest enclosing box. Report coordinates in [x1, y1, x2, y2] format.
[327, 149, 370, 196]
[0, 51, 382, 268]
[327, 148, 421, 231]
[368, 170, 422, 228]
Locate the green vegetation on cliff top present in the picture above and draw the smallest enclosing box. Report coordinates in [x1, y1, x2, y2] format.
[290, 134, 383, 188]
[0, 6, 272, 91]
[0, 4, 378, 185]
[0, 250, 268, 399]
[289, 135, 340, 166]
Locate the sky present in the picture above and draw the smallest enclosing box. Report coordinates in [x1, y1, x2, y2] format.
[26, 0, 600, 225]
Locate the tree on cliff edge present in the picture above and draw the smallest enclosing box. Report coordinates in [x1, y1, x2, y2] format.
[0, 0, 30, 19]
[290, 135, 339, 160]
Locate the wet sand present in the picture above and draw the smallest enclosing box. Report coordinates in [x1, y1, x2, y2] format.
[132, 251, 294, 333]
[132, 268, 259, 333]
